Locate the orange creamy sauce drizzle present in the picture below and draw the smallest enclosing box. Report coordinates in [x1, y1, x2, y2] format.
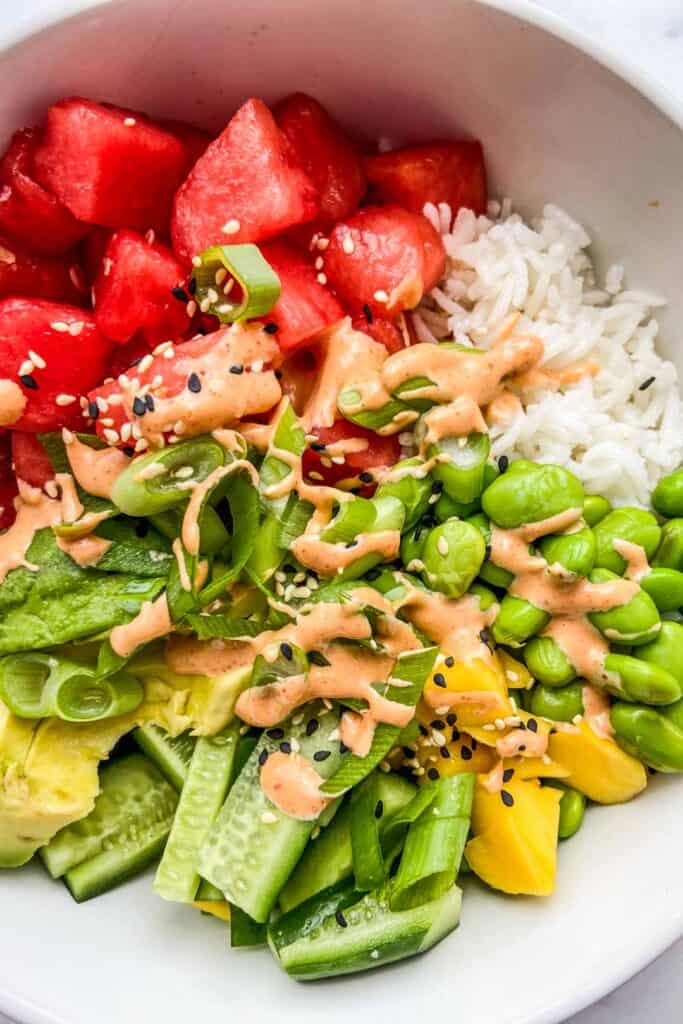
[399, 587, 498, 665]
[0, 379, 27, 427]
[110, 593, 172, 658]
[510, 359, 600, 393]
[301, 320, 388, 430]
[259, 750, 331, 820]
[496, 726, 547, 759]
[0, 474, 84, 583]
[419, 396, 488, 454]
[181, 459, 259, 556]
[65, 434, 130, 499]
[581, 683, 614, 739]
[340, 709, 376, 758]
[55, 534, 112, 567]
[290, 529, 400, 577]
[613, 538, 650, 582]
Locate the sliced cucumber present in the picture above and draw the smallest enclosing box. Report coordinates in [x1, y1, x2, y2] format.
[64, 819, 173, 903]
[154, 723, 240, 903]
[196, 878, 225, 901]
[133, 724, 196, 791]
[198, 702, 343, 922]
[269, 881, 462, 980]
[41, 753, 177, 880]
[279, 773, 416, 912]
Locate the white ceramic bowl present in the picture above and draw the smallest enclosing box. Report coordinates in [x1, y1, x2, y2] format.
[0, 2, 682, 1022]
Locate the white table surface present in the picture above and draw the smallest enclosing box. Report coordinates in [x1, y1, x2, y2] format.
[1, 1, 682, 1022]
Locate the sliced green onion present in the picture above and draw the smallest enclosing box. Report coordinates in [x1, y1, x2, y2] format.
[111, 437, 229, 517]
[337, 391, 410, 433]
[381, 787, 437, 848]
[390, 773, 475, 911]
[0, 653, 143, 722]
[249, 641, 308, 689]
[191, 244, 281, 323]
[350, 774, 386, 891]
[166, 541, 198, 623]
[183, 614, 264, 640]
[320, 496, 377, 545]
[259, 399, 305, 520]
[197, 470, 259, 607]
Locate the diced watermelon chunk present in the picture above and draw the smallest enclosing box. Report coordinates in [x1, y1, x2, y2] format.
[259, 240, 344, 355]
[323, 205, 446, 318]
[351, 313, 406, 354]
[0, 298, 112, 432]
[33, 98, 189, 233]
[275, 93, 365, 230]
[365, 141, 487, 216]
[302, 418, 400, 492]
[11, 431, 54, 487]
[0, 431, 17, 530]
[82, 227, 113, 285]
[161, 119, 212, 173]
[94, 229, 189, 346]
[0, 128, 91, 255]
[0, 238, 86, 304]
[85, 377, 130, 446]
[171, 98, 319, 266]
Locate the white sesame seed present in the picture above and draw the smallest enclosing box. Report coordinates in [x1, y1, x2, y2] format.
[373, 289, 389, 303]
[428, 493, 439, 504]
[199, 297, 212, 313]
[134, 438, 149, 452]
[173, 420, 185, 435]
[431, 730, 446, 747]
[275, 582, 285, 596]
[342, 235, 355, 254]
[328, 728, 340, 741]
[379, 760, 391, 773]
[144, 228, 155, 245]
[192, 255, 202, 268]
[494, 717, 506, 731]
[206, 287, 219, 304]
[251, 359, 264, 373]
[260, 811, 277, 824]
[322, 698, 333, 710]
[437, 537, 449, 556]
[103, 428, 120, 444]
[216, 303, 234, 314]
[102, 257, 113, 276]
[331, 455, 345, 465]
[123, 117, 136, 126]
[186, 300, 197, 317]
[69, 265, 86, 291]
[62, 428, 75, 444]
[314, 256, 324, 270]
[309, 470, 324, 481]
[68, 322, 84, 336]
[151, 375, 163, 388]
[215, 267, 227, 285]
[290, 738, 301, 753]
[316, 237, 329, 250]
[370, 950, 379, 960]
[306, 576, 318, 590]
[118, 374, 130, 387]
[100, 417, 114, 427]
[435, 705, 450, 715]
[292, 712, 304, 725]
[542, 754, 552, 765]
[28, 350, 46, 369]
[44, 480, 59, 498]
[310, 824, 321, 840]
[221, 218, 241, 235]
[239, 724, 250, 735]
[223, 278, 235, 295]
[482, 723, 496, 731]
[96, 396, 109, 413]
[50, 321, 70, 333]
[572, 714, 583, 725]
[138, 354, 154, 373]
[292, 586, 311, 599]
[174, 466, 194, 479]
[316, 272, 328, 285]
[398, 431, 414, 446]
[19, 359, 34, 377]
[274, 570, 287, 583]
[56, 394, 77, 406]
[120, 422, 132, 442]
[0, 244, 16, 265]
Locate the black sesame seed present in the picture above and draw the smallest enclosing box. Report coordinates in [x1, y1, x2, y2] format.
[431, 479, 444, 494]
[471, 738, 478, 751]
[266, 727, 284, 740]
[498, 455, 509, 473]
[129, 356, 143, 367]
[502, 768, 514, 782]
[20, 374, 37, 390]
[402, 745, 415, 758]
[134, 520, 149, 538]
[172, 286, 188, 302]
[346, 540, 358, 548]
[444, 656, 455, 668]
[123, 446, 135, 457]
[274, 369, 282, 379]
[479, 628, 492, 649]
[305, 718, 319, 736]
[517, 721, 527, 730]
[132, 396, 147, 416]
[229, 364, 244, 374]
[145, 393, 155, 411]
[359, 471, 373, 483]
[428, 767, 440, 780]
[339, 742, 349, 754]
[263, 322, 278, 334]
[446, 713, 457, 725]
[485, 544, 492, 559]
[430, 720, 445, 730]
[335, 911, 348, 928]
[87, 400, 99, 420]
[527, 718, 538, 733]
[187, 372, 201, 393]
[279, 741, 292, 754]
[639, 376, 656, 391]
[518, 744, 527, 752]
[389, 853, 401, 878]
[418, 724, 429, 737]
[362, 303, 374, 324]
[366, 568, 381, 581]
[310, 441, 326, 452]
[187, 277, 197, 295]
[451, 728, 461, 742]
[461, 746, 473, 761]
[280, 642, 293, 661]
[258, 749, 269, 767]
[433, 672, 446, 688]
[501, 789, 514, 807]
[313, 750, 331, 762]
[374, 800, 384, 820]
[439, 746, 451, 759]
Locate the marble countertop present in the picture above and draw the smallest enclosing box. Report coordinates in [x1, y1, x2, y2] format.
[1, 2, 682, 1023]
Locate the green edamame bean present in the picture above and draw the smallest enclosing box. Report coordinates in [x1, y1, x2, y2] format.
[482, 462, 584, 529]
[602, 653, 681, 705]
[469, 581, 498, 612]
[588, 568, 661, 646]
[593, 508, 661, 576]
[652, 467, 683, 518]
[652, 519, 683, 572]
[400, 521, 429, 567]
[419, 519, 486, 598]
[492, 595, 550, 648]
[529, 682, 584, 722]
[583, 494, 612, 528]
[639, 568, 683, 612]
[466, 513, 514, 590]
[558, 787, 586, 839]
[636, 621, 683, 687]
[374, 459, 432, 532]
[538, 524, 596, 579]
[524, 636, 576, 687]
[611, 699, 683, 772]
[434, 492, 481, 522]
[430, 432, 491, 505]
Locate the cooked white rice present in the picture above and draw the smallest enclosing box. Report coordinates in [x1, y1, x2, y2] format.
[414, 201, 683, 507]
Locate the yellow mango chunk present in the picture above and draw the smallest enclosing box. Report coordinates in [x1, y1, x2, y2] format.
[422, 654, 513, 728]
[498, 650, 533, 690]
[504, 756, 570, 781]
[194, 900, 231, 922]
[466, 776, 561, 896]
[548, 720, 647, 804]
[416, 734, 496, 779]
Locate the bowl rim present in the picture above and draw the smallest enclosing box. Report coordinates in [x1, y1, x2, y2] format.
[0, 2, 680, 1023]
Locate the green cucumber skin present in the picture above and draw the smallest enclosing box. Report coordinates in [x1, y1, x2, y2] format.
[133, 725, 196, 792]
[198, 703, 343, 922]
[270, 883, 462, 980]
[279, 774, 416, 912]
[196, 878, 225, 901]
[153, 725, 240, 903]
[64, 822, 172, 903]
[41, 753, 177, 879]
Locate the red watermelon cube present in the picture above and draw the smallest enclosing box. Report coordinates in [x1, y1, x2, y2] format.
[0, 237, 85, 305]
[365, 141, 487, 217]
